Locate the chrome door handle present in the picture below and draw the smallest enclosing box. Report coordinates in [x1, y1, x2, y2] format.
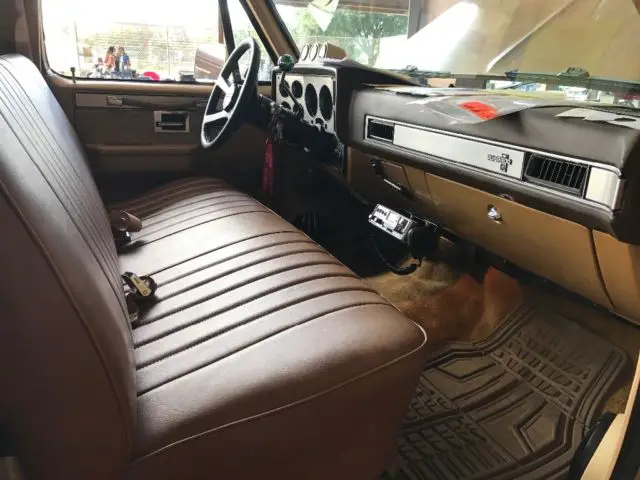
[106, 95, 123, 106]
[155, 121, 186, 128]
[487, 205, 503, 223]
[153, 111, 189, 133]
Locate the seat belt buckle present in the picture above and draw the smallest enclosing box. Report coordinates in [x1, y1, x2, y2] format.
[110, 210, 142, 233]
[121, 272, 157, 300]
[110, 210, 142, 249]
[113, 230, 132, 249]
[122, 272, 157, 325]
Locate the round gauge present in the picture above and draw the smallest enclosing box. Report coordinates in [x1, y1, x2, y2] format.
[308, 43, 319, 62]
[299, 44, 310, 62]
[291, 80, 303, 99]
[319, 43, 328, 59]
[319, 85, 332, 121]
[304, 83, 318, 117]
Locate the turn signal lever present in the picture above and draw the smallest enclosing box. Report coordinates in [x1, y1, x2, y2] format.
[277, 54, 304, 119]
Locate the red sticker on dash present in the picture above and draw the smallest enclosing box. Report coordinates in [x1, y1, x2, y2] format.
[460, 101, 498, 120]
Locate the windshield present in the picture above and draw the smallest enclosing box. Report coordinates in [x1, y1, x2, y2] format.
[273, 0, 640, 106]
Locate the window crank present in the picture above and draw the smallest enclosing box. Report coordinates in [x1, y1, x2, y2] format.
[487, 205, 503, 223]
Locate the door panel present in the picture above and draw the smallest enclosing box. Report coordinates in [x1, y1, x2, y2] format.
[46, 73, 269, 176]
[74, 92, 207, 172]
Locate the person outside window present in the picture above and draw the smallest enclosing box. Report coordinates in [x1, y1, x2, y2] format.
[117, 47, 130, 70]
[115, 46, 131, 78]
[104, 46, 116, 71]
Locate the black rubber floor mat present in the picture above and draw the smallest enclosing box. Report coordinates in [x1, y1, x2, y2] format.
[394, 304, 629, 480]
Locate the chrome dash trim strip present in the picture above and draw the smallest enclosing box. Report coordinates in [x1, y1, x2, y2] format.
[364, 115, 624, 211]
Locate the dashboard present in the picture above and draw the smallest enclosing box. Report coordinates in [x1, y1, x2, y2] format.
[349, 87, 640, 243]
[271, 60, 640, 325]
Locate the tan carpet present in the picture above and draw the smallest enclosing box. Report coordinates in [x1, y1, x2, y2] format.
[365, 264, 522, 344]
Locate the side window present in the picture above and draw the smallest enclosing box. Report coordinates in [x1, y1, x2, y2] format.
[42, 0, 273, 83]
[228, 0, 274, 82]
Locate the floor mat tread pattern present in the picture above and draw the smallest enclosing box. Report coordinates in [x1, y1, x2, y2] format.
[394, 304, 628, 480]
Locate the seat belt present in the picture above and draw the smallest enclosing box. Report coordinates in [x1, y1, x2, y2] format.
[121, 272, 157, 324]
[109, 210, 142, 250]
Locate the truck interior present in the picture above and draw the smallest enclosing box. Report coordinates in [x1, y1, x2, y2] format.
[1, 0, 639, 479]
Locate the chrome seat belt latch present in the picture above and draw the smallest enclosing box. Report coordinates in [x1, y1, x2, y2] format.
[121, 272, 157, 325]
[121, 272, 157, 300]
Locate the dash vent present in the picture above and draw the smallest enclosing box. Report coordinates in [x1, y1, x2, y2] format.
[366, 118, 395, 142]
[524, 154, 588, 196]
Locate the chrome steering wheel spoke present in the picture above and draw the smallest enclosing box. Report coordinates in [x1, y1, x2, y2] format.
[216, 76, 232, 95]
[204, 110, 228, 126]
[200, 38, 260, 150]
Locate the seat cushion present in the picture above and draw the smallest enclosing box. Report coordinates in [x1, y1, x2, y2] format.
[113, 177, 427, 479]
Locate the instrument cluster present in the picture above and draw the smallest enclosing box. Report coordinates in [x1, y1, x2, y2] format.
[276, 72, 336, 135]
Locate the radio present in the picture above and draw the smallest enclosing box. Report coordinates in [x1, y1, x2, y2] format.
[368, 204, 418, 243]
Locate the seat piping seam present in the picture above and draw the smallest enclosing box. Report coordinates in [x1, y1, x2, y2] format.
[111, 178, 226, 210]
[154, 246, 327, 299]
[129, 209, 270, 245]
[135, 286, 382, 370]
[141, 230, 303, 276]
[138, 193, 250, 223]
[134, 261, 349, 332]
[133, 271, 357, 347]
[134, 202, 260, 237]
[130, 328, 426, 464]
[154, 239, 318, 286]
[136, 301, 393, 395]
[129, 187, 246, 217]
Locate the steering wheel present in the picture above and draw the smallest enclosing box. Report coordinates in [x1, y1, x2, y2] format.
[201, 37, 261, 149]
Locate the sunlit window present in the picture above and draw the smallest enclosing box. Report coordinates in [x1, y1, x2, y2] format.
[42, 0, 273, 82]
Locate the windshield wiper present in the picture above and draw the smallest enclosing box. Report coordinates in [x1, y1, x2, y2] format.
[388, 67, 454, 85]
[505, 66, 590, 82]
[401, 66, 453, 77]
[387, 66, 640, 96]
[501, 67, 640, 94]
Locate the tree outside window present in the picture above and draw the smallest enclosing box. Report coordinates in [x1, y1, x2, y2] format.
[295, 9, 408, 66]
